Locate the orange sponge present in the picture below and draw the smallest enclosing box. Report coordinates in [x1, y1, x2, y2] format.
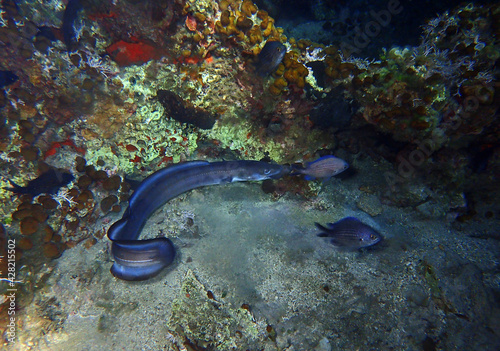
[241, 0, 258, 16]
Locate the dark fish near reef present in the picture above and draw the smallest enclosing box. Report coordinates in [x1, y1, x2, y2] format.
[0, 70, 18, 88]
[255, 41, 286, 76]
[315, 217, 382, 249]
[469, 143, 497, 173]
[156, 90, 216, 129]
[293, 155, 348, 180]
[4, 168, 74, 196]
[36, 26, 58, 42]
[62, 0, 83, 51]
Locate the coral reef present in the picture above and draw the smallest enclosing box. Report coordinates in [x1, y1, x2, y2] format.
[0, 1, 498, 347]
[316, 3, 499, 192]
[348, 36, 497, 147]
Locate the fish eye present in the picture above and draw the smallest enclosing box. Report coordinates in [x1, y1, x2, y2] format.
[264, 168, 272, 175]
[370, 234, 376, 239]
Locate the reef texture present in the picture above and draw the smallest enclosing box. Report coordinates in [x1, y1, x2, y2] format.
[167, 269, 264, 350]
[0, 0, 498, 349]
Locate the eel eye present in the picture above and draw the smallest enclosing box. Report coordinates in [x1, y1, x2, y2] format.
[264, 169, 272, 175]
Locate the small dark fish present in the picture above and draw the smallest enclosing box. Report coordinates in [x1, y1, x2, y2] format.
[0, 70, 18, 88]
[62, 0, 83, 51]
[293, 155, 348, 180]
[4, 168, 74, 196]
[469, 144, 497, 173]
[255, 41, 286, 76]
[123, 176, 142, 191]
[315, 217, 382, 249]
[36, 26, 58, 42]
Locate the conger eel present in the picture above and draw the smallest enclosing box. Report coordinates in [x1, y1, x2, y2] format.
[107, 160, 291, 281]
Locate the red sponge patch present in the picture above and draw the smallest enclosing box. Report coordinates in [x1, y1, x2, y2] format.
[106, 40, 161, 66]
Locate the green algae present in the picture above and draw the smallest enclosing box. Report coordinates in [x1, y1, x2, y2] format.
[118, 61, 180, 103]
[82, 100, 200, 174]
[204, 118, 334, 164]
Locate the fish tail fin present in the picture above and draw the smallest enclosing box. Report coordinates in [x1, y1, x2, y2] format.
[289, 164, 304, 176]
[290, 164, 318, 180]
[315, 222, 330, 237]
[3, 179, 23, 194]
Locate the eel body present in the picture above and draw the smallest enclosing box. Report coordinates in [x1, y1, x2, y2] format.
[107, 160, 291, 281]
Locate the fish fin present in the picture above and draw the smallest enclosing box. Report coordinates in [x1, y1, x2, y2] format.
[3, 179, 24, 194]
[53, 168, 64, 183]
[123, 176, 142, 191]
[289, 164, 304, 176]
[307, 155, 333, 166]
[330, 239, 346, 247]
[315, 222, 331, 236]
[315, 222, 328, 230]
[340, 217, 363, 225]
[329, 217, 360, 227]
[290, 163, 317, 180]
